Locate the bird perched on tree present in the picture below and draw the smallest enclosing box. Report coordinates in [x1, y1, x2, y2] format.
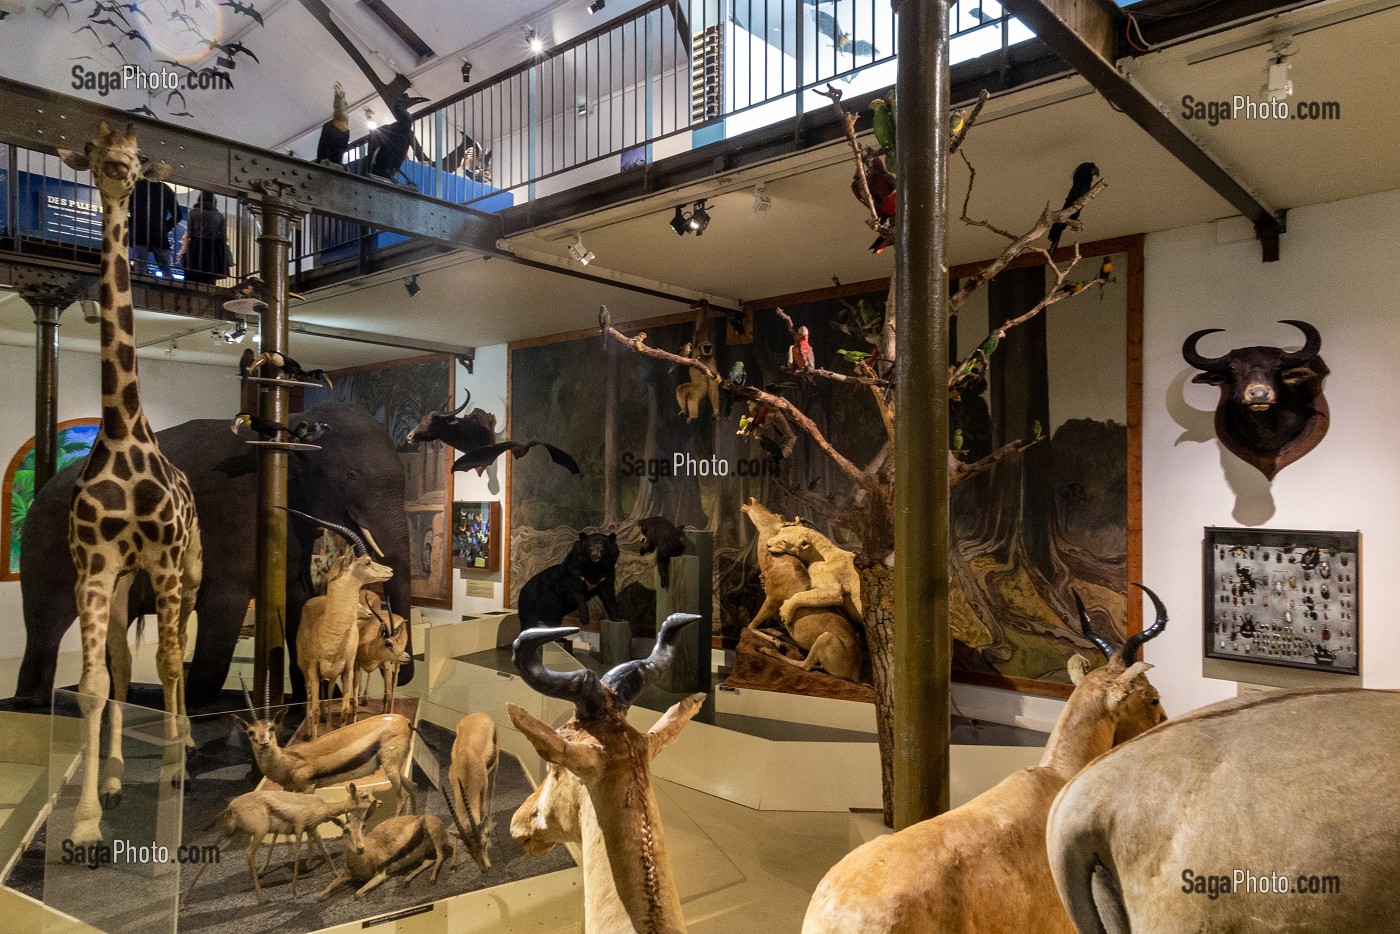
[369, 92, 430, 185]
[720, 361, 747, 416]
[632, 331, 647, 351]
[726, 361, 747, 385]
[871, 94, 896, 173]
[243, 351, 333, 386]
[950, 107, 967, 137]
[598, 304, 610, 347]
[860, 155, 898, 254]
[836, 348, 873, 365]
[788, 325, 815, 372]
[1048, 161, 1100, 254]
[1098, 256, 1114, 280]
[316, 82, 351, 167]
[231, 412, 289, 439]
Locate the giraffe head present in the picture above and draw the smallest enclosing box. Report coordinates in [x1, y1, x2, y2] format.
[57, 122, 173, 203]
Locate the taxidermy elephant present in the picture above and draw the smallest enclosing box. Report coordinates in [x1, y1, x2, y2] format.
[10, 402, 414, 709]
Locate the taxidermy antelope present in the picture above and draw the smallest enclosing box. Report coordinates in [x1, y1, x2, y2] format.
[1049, 687, 1400, 934]
[287, 509, 394, 738]
[802, 586, 1169, 934]
[509, 614, 706, 934]
[442, 711, 499, 872]
[236, 680, 418, 816]
[182, 781, 376, 905]
[317, 801, 457, 900]
[354, 596, 410, 714]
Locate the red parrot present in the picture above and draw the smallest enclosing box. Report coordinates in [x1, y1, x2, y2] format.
[858, 156, 897, 253]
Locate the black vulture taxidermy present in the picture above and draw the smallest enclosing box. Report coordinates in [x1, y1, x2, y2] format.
[407, 393, 581, 476]
[368, 92, 429, 185]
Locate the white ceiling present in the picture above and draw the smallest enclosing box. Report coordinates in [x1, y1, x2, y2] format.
[2, 0, 1398, 367]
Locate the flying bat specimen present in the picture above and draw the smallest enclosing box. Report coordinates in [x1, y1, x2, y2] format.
[407, 395, 581, 477]
[451, 441, 581, 475]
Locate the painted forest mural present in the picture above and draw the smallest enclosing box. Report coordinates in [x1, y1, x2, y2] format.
[508, 249, 1134, 697]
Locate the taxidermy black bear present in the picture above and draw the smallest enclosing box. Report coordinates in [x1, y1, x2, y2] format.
[638, 516, 686, 587]
[518, 531, 622, 628]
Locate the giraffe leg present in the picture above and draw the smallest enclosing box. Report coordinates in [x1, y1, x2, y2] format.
[177, 529, 203, 749]
[102, 574, 135, 808]
[73, 570, 117, 845]
[154, 580, 188, 789]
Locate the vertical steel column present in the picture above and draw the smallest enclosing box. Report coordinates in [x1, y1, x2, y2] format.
[892, 0, 951, 829]
[30, 296, 65, 492]
[252, 184, 303, 711]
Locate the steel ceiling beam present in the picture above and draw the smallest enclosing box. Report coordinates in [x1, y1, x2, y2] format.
[1000, 0, 1286, 261]
[0, 78, 501, 254]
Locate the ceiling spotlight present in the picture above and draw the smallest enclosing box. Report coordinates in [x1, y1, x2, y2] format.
[364, 107, 377, 130]
[526, 26, 543, 54]
[688, 199, 711, 236]
[751, 183, 772, 220]
[1262, 37, 1296, 102]
[404, 275, 421, 297]
[78, 299, 100, 323]
[588, 0, 605, 13]
[166, 340, 178, 356]
[461, 59, 472, 83]
[670, 205, 690, 236]
[567, 232, 596, 266]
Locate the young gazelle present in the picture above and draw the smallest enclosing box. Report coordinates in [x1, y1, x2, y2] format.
[317, 800, 457, 900]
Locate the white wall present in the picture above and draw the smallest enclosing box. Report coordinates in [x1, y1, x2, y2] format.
[1142, 188, 1400, 716]
[0, 339, 236, 662]
[417, 344, 511, 626]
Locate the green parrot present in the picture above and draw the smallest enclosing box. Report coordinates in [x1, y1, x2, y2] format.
[598, 305, 610, 347]
[953, 428, 965, 451]
[1032, 419, 1043, 441]
[836, 348, 873, 365]
[872, 97, 896, 174]
[950, 107, 967, 137]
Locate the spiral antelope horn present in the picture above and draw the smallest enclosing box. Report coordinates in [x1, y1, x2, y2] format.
[603, 613, 701, 709]
[511, 626, 606, 719]
[1072, 589, 1116, 658]
[1120, 583, 1169, 665]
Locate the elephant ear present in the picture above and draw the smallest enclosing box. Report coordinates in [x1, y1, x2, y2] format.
[213, 450, 259, 479]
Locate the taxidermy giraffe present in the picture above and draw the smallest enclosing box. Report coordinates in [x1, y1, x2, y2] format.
[58, 123, 204, 846]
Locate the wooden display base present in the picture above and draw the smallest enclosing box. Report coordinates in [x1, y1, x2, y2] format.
[724, 628, 876, 704]
[244, 439, 321, 451]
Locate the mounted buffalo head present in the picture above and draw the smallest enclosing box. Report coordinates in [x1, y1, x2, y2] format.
[1182, 320, 1330, 480]
[406, 390, 498, 450]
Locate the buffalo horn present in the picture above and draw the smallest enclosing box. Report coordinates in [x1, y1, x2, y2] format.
[280, 506, 369, 557]
[1120, 583, 1169, 665]
[603, 613, 701, 709]
[511, 626, 607, 719]
[1278, 319, 1322, 366]
[1182, 328, 1228, 372]
[1073, 589, 1116, 658]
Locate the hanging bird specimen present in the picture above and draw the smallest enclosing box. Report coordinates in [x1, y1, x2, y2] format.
[316, 82, 351, 167]
[406, 395, 581, 477]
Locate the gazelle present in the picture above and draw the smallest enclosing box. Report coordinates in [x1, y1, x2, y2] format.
[802, 586, 1169, 934]
[509, 614, 706, 934]
[354, 595, 410, 714]
[181, 781, 376, 905]
[317, 801, 457, 900]
[442, 711, 499, 872]
[235, 679, 418, 816]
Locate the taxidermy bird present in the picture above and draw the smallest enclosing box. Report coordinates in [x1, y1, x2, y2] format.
[950, 107, 967, 137]
[726, 361, 747, 385]
[452, 441, 581, 476]
[1048, 161, 1100, 253]
[788, 326, 815, 372]
[836, 348, 873, 365]
[231, 412, 290, 439]
[243, 351, 333, 386]
[1099, 256, 1114, 280]
[860, 155, 898, 253]
[952, 428, 965, 452]
[289, 420, 331, 442]
[720, 361, 747, 417]
[871, 95, 896, 173]
[231, 275, 305, 306]
[316, 82, 350, 167]
[598, 304, 610, 347]
[369, 92, 430, 185]
[632, 331, 647, 350]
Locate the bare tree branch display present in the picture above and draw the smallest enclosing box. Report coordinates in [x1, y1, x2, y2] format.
[608, 82, 1113, 825]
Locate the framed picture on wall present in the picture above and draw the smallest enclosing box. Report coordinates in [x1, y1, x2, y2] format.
[453, 501, 501, 572]
[1203, 526, 1360, 676]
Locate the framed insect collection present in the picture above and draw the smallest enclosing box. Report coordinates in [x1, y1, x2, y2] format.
[1203, 527, 1360, 676]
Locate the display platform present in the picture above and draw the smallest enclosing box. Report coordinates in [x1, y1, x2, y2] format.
[2, 688, 576, 934]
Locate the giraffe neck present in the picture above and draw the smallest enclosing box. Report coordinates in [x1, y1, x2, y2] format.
[98, 195, 149, 441]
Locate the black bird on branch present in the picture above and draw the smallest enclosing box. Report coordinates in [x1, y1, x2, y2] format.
[1048, 161, 1099, 254]
[230, 412, 290, 439]
[219, 0, 262, 26]
[368, 92, 429, 184]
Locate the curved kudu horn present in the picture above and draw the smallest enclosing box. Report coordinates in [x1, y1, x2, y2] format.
[603, 613, 701, 709]
[511, 626, 607, 719]
[1278, 319, 1322, 366]
[279, 506, 369, 557]
[1182, 328, 1229, 372]
[1120, 583, 1169, 665]
[1072, 589, 1116, 658]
